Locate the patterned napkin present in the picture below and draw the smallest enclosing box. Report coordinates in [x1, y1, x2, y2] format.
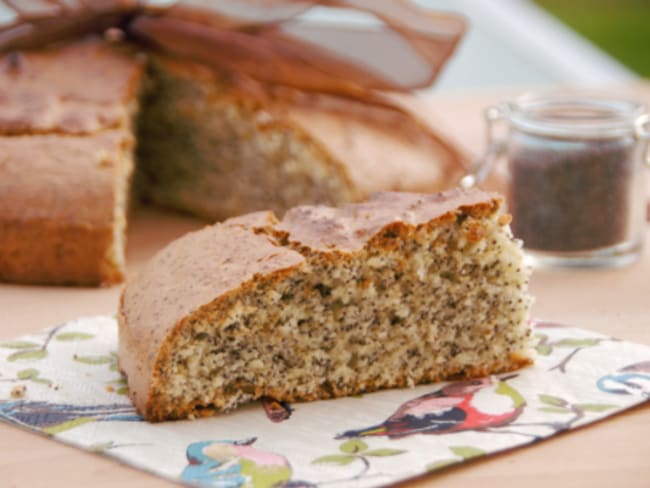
[0, 317, 648, 488]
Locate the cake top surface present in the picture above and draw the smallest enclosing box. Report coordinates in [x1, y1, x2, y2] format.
[278, 188, 500, 253]
[123, 211, 305, 317]
[0, 39, 142, 135]
[281, 93, 466, 196]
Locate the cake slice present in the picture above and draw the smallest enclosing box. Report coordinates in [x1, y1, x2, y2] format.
[0, 39, 142, 285]
[118, 188, 533, 421]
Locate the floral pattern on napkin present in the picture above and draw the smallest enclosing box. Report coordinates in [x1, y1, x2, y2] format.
[0, 316, 648, 488]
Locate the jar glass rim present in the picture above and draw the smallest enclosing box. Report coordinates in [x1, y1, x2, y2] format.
[505, 91, 647, 138]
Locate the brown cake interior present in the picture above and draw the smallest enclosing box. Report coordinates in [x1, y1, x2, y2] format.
[134, 58, 357, 220]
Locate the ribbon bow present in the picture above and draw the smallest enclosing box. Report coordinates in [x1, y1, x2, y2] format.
[0, 0, 466, 98]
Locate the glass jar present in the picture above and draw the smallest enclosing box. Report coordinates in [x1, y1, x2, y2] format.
[462, 92, 650, 267]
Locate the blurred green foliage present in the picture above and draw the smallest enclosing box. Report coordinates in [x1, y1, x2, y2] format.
[535, 0, 650, 76]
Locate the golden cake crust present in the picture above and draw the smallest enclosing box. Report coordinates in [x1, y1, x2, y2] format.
[0, 39, 142, 135]
[278, 191, 499, 253]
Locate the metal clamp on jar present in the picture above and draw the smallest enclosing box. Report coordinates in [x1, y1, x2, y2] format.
[462, 92, 650, 267]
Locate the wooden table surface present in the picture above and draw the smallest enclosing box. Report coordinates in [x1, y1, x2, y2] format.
[2, 85, 650, 488]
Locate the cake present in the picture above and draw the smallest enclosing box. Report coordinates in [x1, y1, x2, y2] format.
[135, 55, 465, 221]
[118, 188, 533, 421]
[0, 41, 142, 285]
[0, 2, 468, 286]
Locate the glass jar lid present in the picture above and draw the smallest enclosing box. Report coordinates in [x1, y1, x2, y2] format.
[505, 92, 647, 139]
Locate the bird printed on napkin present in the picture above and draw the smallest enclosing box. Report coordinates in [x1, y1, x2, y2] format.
[336, 376, 525, 439]
[0, 400, 141, 434]
[598, 361, 650, 398]
[181, 438, 292, 488]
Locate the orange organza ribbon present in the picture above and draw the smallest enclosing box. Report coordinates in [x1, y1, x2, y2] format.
[0, 0, 466, 98]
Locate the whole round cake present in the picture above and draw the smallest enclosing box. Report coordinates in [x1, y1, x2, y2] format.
[0, 1, 468, 285]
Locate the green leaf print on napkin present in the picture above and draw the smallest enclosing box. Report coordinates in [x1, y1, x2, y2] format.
[0, 341, 41, 350]
[55, 332, 94, 342]
[73, 354, 113, 365]
[427, 445, 487, 471]
[312, 439, 406, 482]
[16, 368, 51, 385]
[535, 333, 615, 373]
[575, 404, 619, 412]
[1, 325, 66, 363]
[8, 350, 47, 362]
[521, 394, 621, 432]
[338, 439, 368, 454]
[539, 394, 567, 407]
[312, 454, 358, 466]
[449, 446, 485, 459]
